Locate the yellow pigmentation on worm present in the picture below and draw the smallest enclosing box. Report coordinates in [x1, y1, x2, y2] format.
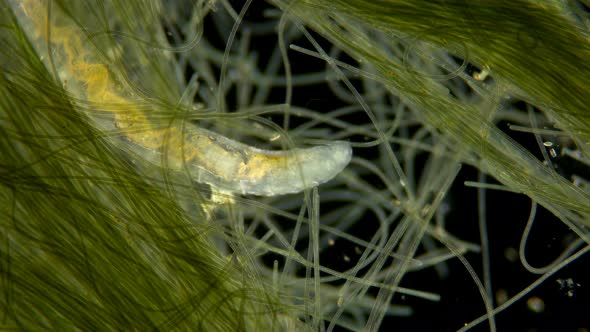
[10, 0, 351, 196]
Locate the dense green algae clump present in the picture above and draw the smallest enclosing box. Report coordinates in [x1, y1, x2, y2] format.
[1, 0, 589, 331]
[1, 1, 296, 330]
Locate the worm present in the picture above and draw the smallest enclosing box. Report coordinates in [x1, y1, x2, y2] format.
[9, 0, 352, 196]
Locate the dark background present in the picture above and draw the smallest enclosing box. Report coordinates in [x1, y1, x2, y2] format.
[191, 2, 590, 331]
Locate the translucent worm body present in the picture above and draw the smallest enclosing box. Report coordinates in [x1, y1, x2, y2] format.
[10, 0, 351, 196]
[185, 130, 351, 195]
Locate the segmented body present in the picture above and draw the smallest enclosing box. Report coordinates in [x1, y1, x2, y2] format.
[10, 0, 351, 196]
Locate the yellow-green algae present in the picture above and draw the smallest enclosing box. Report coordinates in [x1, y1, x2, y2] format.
[1, 0, 589, 331]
